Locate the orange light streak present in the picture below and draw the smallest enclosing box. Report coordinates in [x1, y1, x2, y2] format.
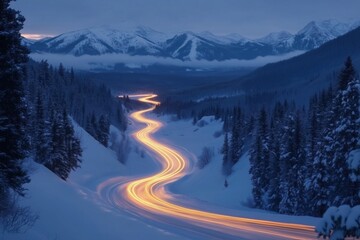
[120, 94, 316, 239]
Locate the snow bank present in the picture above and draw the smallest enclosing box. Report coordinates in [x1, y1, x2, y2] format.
[316, 205, 360, 239]
[2, 122, 182, 240]
[154, 115, 318, 226]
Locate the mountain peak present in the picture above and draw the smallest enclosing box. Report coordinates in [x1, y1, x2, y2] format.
[28, 19, 360, 63]
[297, 19, 349, 36]
[293, 19, 353, 49]
[258, 31, 293, 43]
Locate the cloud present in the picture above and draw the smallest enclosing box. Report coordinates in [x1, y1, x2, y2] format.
[29, 51, 305, 71]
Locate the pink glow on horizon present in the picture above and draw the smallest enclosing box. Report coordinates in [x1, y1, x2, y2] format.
[22, 33, 54, 40]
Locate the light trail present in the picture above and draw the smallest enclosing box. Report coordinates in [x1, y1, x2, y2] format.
[100, 94, 317, 239]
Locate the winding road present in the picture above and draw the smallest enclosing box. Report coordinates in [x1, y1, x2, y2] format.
[98, 94, 317, 240]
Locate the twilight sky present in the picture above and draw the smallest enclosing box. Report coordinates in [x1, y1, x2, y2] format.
[13, 0, 360, 39]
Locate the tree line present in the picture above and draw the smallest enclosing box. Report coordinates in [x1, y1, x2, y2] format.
[221, 58, 359, 216]
[0, 0, 128, 232]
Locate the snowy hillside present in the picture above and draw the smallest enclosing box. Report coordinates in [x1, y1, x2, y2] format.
[293, 19, 360, 49]
[21, 37, 35, 47]
[30, 26, 167, 56]
[2, 113, 320, 240]
[3, 122, 185, 240]
[27, 19, 360, 62]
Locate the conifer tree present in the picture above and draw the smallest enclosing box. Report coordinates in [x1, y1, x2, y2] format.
[46, 111, 68, 180]
[63, 109, 82, 171]
[267, 118, 281, 211]
[98, 114, 110, 147]
[34, 93, 48, 164]
[222, 133, 231, 175]
[329, 57, 360, 206]
[230, 107, 244, 164]
[0, 0, 30, 197]
[279, 113, 306, 214]
[250, 135, 263, 208]
[249, 108, 269, 208]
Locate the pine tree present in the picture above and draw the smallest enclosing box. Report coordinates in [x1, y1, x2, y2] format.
[293, 112, 307, 214]
[98, 114, 110, 147]
[338, 57, 355, 91]
[0, 0, 30, 197]
[58, 63, 65, 78]
[116, 107, 127, 132]
[222, 115, 230, 133]
[34, 93, 48, 164]
[250, 135, 263, 208]
[63, 109, 82, 171]
[230, 107, 243, 165]
[70, 67, 75, 84]
[259, 108, 270, 203]
[222, 133, 231, 175]
[46, 111, 68, 180]
[329, 57, 360, 206]
[267, 119, 281, 211]
[279, 113, 306, 214]
[91, 113, 99, 139]
[309, 141, 333, 216]
[249, 108, 269, 208]
[246, 115, 255, 137]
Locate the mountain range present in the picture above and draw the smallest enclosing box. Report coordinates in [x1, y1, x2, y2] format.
[179, 25, 360, 103]
[26, 19, 360, 62]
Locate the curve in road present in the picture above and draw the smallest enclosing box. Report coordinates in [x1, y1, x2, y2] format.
[100, 94, 316, 240]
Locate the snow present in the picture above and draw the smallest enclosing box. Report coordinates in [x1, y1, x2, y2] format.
[196, 31, 247, 44]
[316, 205, 360, 239]
[153, 115, 252, 208]
[171, 33, 193, 58]
[258, 31, 294, 45]
[2, 122, 183, 240]
[297, 19, 346, 37]
[347, 205, 360, 236]
[347, 149, 360, 169]
[3, 113, 321, 240]
[39, 26, 165, 56]
[188, 37, 198, 61]
[152, 115, 319, 226]
[21, 37, 36, 47]
[295, 19, 359, 48]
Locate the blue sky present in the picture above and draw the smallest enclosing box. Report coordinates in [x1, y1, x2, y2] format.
[13, 0, 360, 38]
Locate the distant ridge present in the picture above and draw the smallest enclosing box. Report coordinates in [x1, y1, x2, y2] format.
[190, 26, 360, 101]
[26, 19, 360, 62]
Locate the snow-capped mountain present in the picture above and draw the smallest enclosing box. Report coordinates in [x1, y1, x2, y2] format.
[30, 26, 168, 56]
[27, 19, 360, 61]
[258, 31, 294, 53]
[292, 19, 360, 50]
[21, 37, 36, 47]
[164, 32, 275, 61]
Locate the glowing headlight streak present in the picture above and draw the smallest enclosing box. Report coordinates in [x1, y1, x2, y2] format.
[111, 94, 316, 239]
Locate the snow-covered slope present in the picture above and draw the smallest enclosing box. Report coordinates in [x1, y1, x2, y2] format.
[31, 26, 167, 56]
[152, 115, 319, 226]
[21, 37, 36, 47]
[293, 19, 360, 49]
[258, 31, 294, 53]
[28, 19, 360, 62]
[3, 112, 321, 239]
[3, 122, 183, 240]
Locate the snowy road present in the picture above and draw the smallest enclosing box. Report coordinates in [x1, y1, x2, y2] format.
[97, 94, 317, 240]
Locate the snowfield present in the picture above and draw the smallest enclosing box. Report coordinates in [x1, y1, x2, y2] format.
[2, 113, 320, 240]
[152, 115, 319, 225]
[2, 122, 182, 240]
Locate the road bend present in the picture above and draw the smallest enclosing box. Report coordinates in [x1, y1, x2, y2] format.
[98, 94, 316, 240]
